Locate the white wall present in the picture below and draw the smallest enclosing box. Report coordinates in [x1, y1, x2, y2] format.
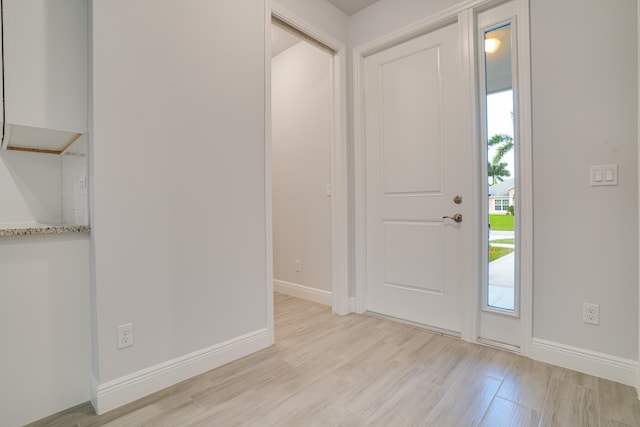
[349, 0, 639, 362]
[90, 0, 268, 404]
[531, 0, 638, 360]
[0, 150, 62, 226]
[0, 234, 91, 427]
[272, 42, 333, 293]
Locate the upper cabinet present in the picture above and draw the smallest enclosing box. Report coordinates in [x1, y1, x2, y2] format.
[1, 0, 87, 154]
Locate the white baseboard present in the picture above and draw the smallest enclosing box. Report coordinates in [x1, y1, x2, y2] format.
[274, 279, 332, 306]
[90, 328, 271, 415]
[529, 338, 638, 387]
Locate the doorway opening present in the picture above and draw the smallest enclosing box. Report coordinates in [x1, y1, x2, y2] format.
[270, 17, 334, 308]
[353, 0, 532, 348]
[266, 11, 349, 343]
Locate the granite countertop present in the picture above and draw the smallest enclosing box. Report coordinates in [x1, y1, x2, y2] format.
[0, 225, 90, 237]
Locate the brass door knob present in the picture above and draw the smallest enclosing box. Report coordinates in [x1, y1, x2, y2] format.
[442, 213, 462, 223]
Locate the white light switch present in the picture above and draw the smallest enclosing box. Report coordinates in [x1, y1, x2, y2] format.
[590, 164, 618, 186]
[593, 169, 603, 182]
[605, 168, 614, 182]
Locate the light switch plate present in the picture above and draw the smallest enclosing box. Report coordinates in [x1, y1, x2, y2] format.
[590, 164, 618, 186]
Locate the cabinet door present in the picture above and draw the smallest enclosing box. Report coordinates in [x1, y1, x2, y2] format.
[3, 0, 87, 134]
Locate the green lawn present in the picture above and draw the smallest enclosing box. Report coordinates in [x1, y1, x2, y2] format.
[489, 214, 514, 231]
[489, 246, 514, 262]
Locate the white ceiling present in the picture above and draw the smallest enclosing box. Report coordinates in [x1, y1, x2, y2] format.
[485, 25, 512, 94]
[325, 0, 380, 16]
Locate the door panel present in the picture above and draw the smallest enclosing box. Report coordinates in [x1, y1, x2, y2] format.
[381, 47, 443, 195]
[365, 22, 472, 334]
[383, 221, 444, 293]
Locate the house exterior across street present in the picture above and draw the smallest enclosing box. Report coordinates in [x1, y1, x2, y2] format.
[489, 178, 515, 214]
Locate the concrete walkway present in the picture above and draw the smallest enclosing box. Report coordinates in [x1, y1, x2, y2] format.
[489, 251, 515, 287]
[488, 231, 515, 310]
[489, 229, 514, 241]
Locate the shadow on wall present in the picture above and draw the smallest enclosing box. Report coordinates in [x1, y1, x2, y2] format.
[0, 149, 62, 226]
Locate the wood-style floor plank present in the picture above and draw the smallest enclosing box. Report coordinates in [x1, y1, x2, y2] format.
[598, 377, 640, 426]
[424, 370, 502, 426]
[496, 355, 555, 410]
[26, 293, 640, 427]
[479, 397, 540, 427]
[538, 376, 599, 426]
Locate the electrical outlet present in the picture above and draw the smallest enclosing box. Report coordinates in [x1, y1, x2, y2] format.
[295, 259, 302, 272]
[117, 323, 134, 348]
[583, 303, 599, 325]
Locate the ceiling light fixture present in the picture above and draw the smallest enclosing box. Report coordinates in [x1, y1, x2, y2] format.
[485, 38, 500, 53]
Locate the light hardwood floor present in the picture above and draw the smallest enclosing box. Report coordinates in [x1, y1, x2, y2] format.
[29, 293, 640, 426]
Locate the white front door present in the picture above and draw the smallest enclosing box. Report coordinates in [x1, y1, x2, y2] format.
[364, 21, 473, 334]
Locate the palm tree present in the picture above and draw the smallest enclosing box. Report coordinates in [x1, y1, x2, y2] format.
[488, 161, 511, 185]
[488, 133, 513, 165]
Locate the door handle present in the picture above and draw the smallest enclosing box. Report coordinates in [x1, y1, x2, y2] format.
[442, 213, 462, 223]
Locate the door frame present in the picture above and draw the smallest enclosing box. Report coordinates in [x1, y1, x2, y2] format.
[265, 2, 350, 343]
[353, 0, 532, 352]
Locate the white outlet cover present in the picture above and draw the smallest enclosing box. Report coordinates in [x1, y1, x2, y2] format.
[117, 323, 134, 348]
[582, 303, 599, 325]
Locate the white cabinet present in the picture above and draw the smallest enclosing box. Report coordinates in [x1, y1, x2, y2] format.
[1, 0, 87, 153]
